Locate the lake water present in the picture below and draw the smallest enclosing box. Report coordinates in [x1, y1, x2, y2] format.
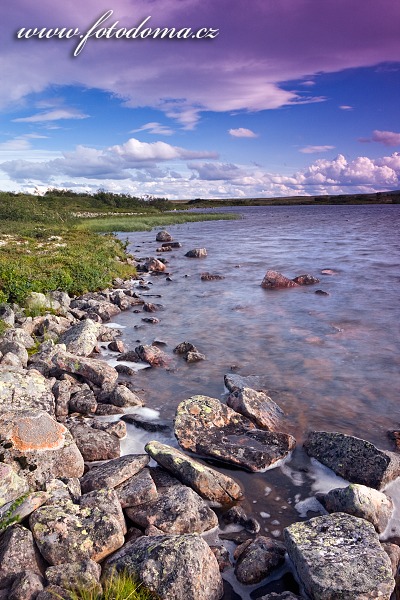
[111, 204, 400, 598]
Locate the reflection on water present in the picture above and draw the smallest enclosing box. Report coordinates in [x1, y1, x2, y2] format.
[111, 204, 399, 598]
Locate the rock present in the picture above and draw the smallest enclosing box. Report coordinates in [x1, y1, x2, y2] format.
[284, 513, 394, 599]
[185, 248, 207, 258]
[92, 419, 127, 439]
[157, 245, 173, 252]
[174, 395, 295, 472]
[162, 241, 181, 248]
[186, 351, 206, 363]
[45, 559, 101, 594]
[143, 302, 164, 312]
[0, 341, 28, 368]
[0, 492, 49, 533]
[135, 344, 169, 367]
[234, 536, 286, 584]
[69, 422, 120, 462]
[1, 353, 23, 369]
[9, 570, 44, 600]
[108, 340, 126, 353]
[95, 403, 125, 416]
[103, 534, 223, 600]
[222, 505, 260, 533]
[210, 546, 231, 572]
[258, 594, 301, 600]
[261, 271, 298, 289]
[86, 299, 121, 322]
[24, 292, 48, 312]
[224, 373, 270, 393]
[174, 341, 197, 355]
[69, 387, 97, 415]
[156, 230, 173, 242]
[122, 414, 171, 432]
[0, 525, 44, 589]
[111, 385, 143, 407]
[0, 464, 29, 509]
[80, 454, 149, 493]
[36, 585, 71, 599]
[0, 304, 15, 327]
[1, 328, 36, 349]
[115, 364, 136, 375]
[316, 483, 393, 533]
[52, 380, 71, 419]
[200, 273, 225, 281]
[115, 468, 158, 508]
[58, 319, 99, 356]
[304, 431, 400, 489]
[142, 317, 160, 324]
[146, 441, 242, 504]
[125, 481, 218, 534]
[51, 351, 118, 391]
[117, 350, 140, 362]
[80, 488, 126, 535]
[144, 258, 166, 273]
[315, 289, 329, 295]
[0, 368, 55, 416]
[382, 543, 400, 577]
[48, 291, 71, 315]
[292, 274, 320, 285]
[30, 497, 125, 564]
[0, 409, 84, 489]
[226, 387, 284, 430]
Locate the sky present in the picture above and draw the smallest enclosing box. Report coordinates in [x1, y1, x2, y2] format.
[0, 0, 400, 199]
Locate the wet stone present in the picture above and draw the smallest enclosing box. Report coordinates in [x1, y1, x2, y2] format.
[261, 270, 298, 289]
[122, 414, 171, 432]
[292, 273, 320, 285]
[226, 386, 284, 431]
[135, 344, 169, 367]
[222, 505, 260, 533]
[234, 536, 286, 585]
[185, 248, 207, 258]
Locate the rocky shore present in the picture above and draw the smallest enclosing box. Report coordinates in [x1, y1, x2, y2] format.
[0, 229, 399, 599]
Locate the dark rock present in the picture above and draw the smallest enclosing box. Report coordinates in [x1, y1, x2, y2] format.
[115, 468, 158, 508]
[315, 289, 329, 295]
[117, 350, 140, 362]
[224, 373, 270, 393]
[95, 403, 124, 415]
[284, 513, 394, 599]
[9, 570, 44, 600]
[103, 534, 223, 600]
[162, 241, 181, 248]
[69, 388, 97, 415]
[304, 431, 400, 489]
[115, 364, 136, 375]
[58, 319, 99, 357]
[316, 483, 393, 533]
[382, 543, 400, 577]
[261, 271, 298, 289]
[292, 274, 320, 285]
[0, 304, 15, 327]
[92, 419, 127, 439]
[122, 414, 171, 432]
[174, 395, 295, 472]
[156, 230, 173, 242]
[174, 341, 197, 354]
[51, 351, 118, 391]
[0, 525, 44, 589]
[45, 560, 101, 594]
[200, 272, 225, 281]
[258, 594, 301, 600]
[80, 454, 149, 493]
[157, 245, 173, 252]
[234, 536, 286, 584]
[210, 546, 232, 572]
[143, 302, 164, 312]
[226, 387, 284, 430]
[69, 422, 120, 462]
[222, 506, 260, 533]
[108, 340, 126, 353]
[142, 317, 160, 324]
[146, 440, 242, 504]
[185, 248, 207, 258]
[135, 344, 169, 367]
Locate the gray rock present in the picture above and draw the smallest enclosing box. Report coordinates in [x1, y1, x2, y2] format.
[1, 328, 36, 349]
[0, 368, 55, 416]
[95, 403, 125, 415]
[69, 422, 120, 462]
[115, 468, 158, 508]
[52, 380, 71, 419]
[261, 271, 298, 289]
[0, 341, 28, 368]
[0, 304, 15, 327]
[0, 409, 84, 490]
[135, 344, 169, 367]
[58, 319, 99, 356]
[0, 492, 49, 533]
[48, 291, 71, 314]
[111, 385, 143, 407]
[0, 525, 44, 589]
[86, 299, 121, 321]
[174, 395, 295, 472]
[30, 497, 125, 565]
[69, 387, 97, 415]
[45, 559, 100, 594]
[92, 419, 127, 439]
[185, 248, 207, 258]
[103, 534, 223, 600]
[222, 505, 260, 534]
[9, 570, 44, 600]
[125, 481, 218, 534]
[51, 351, 118, 391]
[1, 352, 23, 369]
[224, 373, 270, 393]
[36, 585, 71, 599]
[80, 488, 126, 535]
[80, 454, 149, 493]
[156, 230, 173, 242]
[317, 483, 393, 533]
[284, 513, 394, 599]
[234, 536, 286, 584]
[304, 431, 400, 489]
[0, 464, 29, 509]
[186, 351, 206, 363]
[226, 387, 284, 430]
[145, 440, 242, 504]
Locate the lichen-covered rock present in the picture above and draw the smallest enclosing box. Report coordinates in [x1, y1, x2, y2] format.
[185, 248, 207, 258]
[1, 328, 36, 349]
[0, 492, 49, 533]
[186, 351, 206, 363]
[80, 488, 126, 535]
[45, 560, 101, 594]
[135, 344, 169, 367]
[111, 385, 143, 407]
[9, 570, 44, 600]
[80, 454, 149, 493]
[0, 409, 84, 489]
[125, 481, 218, 534]
[115, 468, 158, 508]
[156, 230, 173, 242]
[69, 387, 97, 415]
[58, 319, 99, 357]
[0, 525, 44, 589]
[226, 387, 284, 431]
[30, 497, 125, 565]
[261, 271, 298, 289]
[317, 484, 393, 533]
[0, 368, 55, 416]
[51, 351, 118, 391]
[284, 513, 394, 599]
[234, 536, 286, 584]
[69, 422, 120, 462]
[103, 534, 223, 600]
[0, 464, 29, 509]
[174, 395, 295, 472]
[304, 431, 400, 489]
[145, 441, 242, 504]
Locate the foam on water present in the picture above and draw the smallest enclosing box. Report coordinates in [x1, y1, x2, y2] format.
[380, 477, 400, 541]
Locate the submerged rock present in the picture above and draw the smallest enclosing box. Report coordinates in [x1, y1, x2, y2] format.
[292, 273, 320, 285]
[103, 534, 223, 600]
[200, 273, 225, 281]
[226, 387, 284, 430]
[304, 431, 400, 489]
[145, 440, 242, 504]
[135, 344, 169, 367]
[174, 395, 295, 472]
[261, 271, 298, 289]
[284, 513, 394, 599]
[234, 536, 286, 584]
[185, 248, 207, 258]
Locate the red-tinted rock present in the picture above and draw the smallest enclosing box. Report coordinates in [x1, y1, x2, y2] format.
[261, 271, 298, 289]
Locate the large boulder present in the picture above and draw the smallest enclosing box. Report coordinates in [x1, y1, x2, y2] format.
[304, 431, 400, 489]
[0, 525, 44, 590]
[9, 570, 44, 600]
[145, 440, 242, 504]
[0, 409, 84, 489]
[30, 495, 125, 565]
[103, 534, 224, 600]
[58, 319, 99, 357]
[284, 513, 394, 599]
[0, 368, 55, 416]
[226, 387, 284, 431]
[156, 230, 173, 242]
[51, 351, 118, 391]
[174, 395, 295, 472]
[80, 454, 149, 493]
[261, 271, 298, 289]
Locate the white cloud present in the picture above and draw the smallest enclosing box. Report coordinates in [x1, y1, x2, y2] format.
[13, 109, 89, 123]
[339, 105, 353, 110]
[228, 128, 258, 138]
[299, 145, 335, 154]
[131, 122, 174, 136]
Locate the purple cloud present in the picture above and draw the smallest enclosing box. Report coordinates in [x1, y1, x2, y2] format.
[299, 145, 335, 154]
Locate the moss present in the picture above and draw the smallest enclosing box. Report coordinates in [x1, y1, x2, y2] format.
[0, 492, 30, 532]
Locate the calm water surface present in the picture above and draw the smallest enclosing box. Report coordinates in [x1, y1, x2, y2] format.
[111, 204, 400, 598]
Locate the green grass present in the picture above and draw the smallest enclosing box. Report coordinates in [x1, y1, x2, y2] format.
[65, 570, 157, 600]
